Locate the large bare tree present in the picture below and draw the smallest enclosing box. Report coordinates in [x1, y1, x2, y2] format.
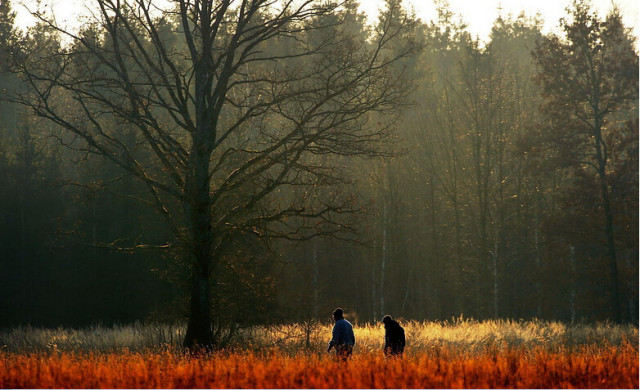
[15, 0, 418, 348]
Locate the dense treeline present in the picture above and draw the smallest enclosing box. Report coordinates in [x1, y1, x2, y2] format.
[278, 1, 638, 325]
[0, 0, 637, 334]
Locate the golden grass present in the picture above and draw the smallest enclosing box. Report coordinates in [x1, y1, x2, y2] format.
[2, 319, 636, 353]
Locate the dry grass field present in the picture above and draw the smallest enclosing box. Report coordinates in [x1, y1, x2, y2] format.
[1, 319, 637, 388]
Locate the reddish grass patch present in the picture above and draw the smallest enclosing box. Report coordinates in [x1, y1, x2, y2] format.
[1, 343, 637, 388]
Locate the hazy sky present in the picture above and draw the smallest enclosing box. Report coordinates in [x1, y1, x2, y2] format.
[13, 0, 640, 44]
[359, 0, 639, 44]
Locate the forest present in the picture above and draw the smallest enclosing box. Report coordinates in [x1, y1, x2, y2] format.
[0, 0, 637, 350]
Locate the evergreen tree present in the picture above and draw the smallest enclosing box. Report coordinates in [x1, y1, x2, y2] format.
[533, 0, 638, 322]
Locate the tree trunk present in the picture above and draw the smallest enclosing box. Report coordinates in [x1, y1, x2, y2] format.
[569, 245, 576, 323]
[445, 85, 462, 317]
[593, 122, 621, 323]
[492, 240, 498, 318]
[452, 198, 462, 316]
[371, 247, 377, 321]
[182, 165, 215, 348]
[380, 202, 387, 317]
[533, 198, 542, 318]
[182, 157, 215, 348]
[600, 167, 621, 323]
[429, 171, 439, 318]
[184, 267, 213, 348]
[183, 51, 215, 347]
[312, 242, 319, 319]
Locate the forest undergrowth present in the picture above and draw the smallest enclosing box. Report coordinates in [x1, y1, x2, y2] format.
[0, 319, 637, 388]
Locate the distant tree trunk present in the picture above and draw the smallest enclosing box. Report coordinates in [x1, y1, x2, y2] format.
[569, 245, 576, 323]
[429, 170, 441, 318]
[380, 202, 387, 317]
[474, 133, 487, 319]
[401, 271, 411, 315]
[625, 253, 638, 324]
[452, 195, 462, 316]
[401, 200, 414, 317]
[534, 204, 542, 318]
[593, 119, 621, 323]
[493, 111, 505, 319]
[312, 243, 319, 319]
[449, 118, 463, 317]
[492, 240, 498, 318]
[371, 248, 377, 321]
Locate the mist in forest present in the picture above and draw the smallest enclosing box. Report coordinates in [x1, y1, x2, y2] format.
[0, 0, 637, 349]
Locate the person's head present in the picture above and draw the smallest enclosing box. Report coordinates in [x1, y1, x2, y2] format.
[332, 308, 344, 321]
[382, 315, 393, 327]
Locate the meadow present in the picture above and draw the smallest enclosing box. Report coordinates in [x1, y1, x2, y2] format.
[1, 319, 638, 388]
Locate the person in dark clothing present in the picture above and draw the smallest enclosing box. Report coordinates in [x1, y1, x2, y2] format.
[382, 315, 405, 356]
[327, 308, 355, 361]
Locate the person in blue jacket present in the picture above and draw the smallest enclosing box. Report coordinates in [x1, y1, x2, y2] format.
[327, 307, 355, 361]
